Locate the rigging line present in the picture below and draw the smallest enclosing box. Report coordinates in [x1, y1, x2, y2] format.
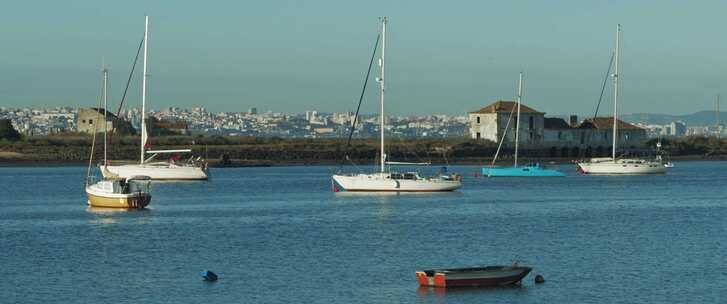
[593, 51, 615, 120]
[86, 68, 105, 185]
[114, 36, 145, 120]
[340, 33, 381, 169]
[489, 104, 517, 173]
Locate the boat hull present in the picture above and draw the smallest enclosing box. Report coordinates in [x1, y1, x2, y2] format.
[482, 166, 565, 177]
[103, 164, 208, 180]
[86, 190, 151, 209]
[331, 174, 461, 192]
[577, 159, 666, 175]
[416, 266, 532, 288]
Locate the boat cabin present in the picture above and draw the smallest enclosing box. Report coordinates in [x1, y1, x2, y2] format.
[389, 172, 419, 180]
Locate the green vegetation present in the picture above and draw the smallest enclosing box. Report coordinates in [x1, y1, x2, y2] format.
[1, 133, 726, 165]
[647, 136, 727, 156]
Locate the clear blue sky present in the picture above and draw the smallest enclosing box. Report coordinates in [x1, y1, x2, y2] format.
[1, 0, 726, 116]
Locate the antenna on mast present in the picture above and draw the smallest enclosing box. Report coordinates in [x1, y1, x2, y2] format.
[717, 94, 721, 139]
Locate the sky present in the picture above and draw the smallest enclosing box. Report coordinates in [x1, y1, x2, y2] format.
[1, 0, 726, 116]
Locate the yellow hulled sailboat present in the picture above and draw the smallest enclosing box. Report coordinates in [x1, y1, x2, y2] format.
[85, 60, 152, 209]
[86, 176, 152, 208]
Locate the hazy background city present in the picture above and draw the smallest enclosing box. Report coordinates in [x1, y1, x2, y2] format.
[2, 0, 727, 116]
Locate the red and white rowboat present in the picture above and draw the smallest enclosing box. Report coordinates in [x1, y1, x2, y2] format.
[416, 266, 532, 288]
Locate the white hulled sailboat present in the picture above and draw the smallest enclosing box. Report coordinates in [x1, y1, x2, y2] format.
[102, 16, 208, 180]
[331, 17, 462, 192]
[577, 24, 666, 175]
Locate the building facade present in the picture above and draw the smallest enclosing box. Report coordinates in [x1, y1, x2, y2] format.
[468, 101, 544, 145]
[469, 101, 648, 152]
[76, 108, 117, 134]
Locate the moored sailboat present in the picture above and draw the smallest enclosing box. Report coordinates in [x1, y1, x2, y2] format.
[331, 17, 461, 192]
[576, 24, 666, 175]
[482, 73, 565, 177]
[86, 64, 152, 209]
[101, 15, 208, 181]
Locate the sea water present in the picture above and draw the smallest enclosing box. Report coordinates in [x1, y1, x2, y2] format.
[1, 162, 726, 303]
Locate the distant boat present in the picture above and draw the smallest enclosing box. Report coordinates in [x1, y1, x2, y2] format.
[576, 25, 666, 175]
[416, 265, 532, 288]
[483, 163, 566, 177]
[102, 15, 208, 181]
[85, 64, 151, 209]
[481, 72, 565, 177]
[331, 17, 462, 192]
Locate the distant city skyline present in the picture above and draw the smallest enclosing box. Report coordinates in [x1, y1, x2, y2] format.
[2, 0, 727, 116]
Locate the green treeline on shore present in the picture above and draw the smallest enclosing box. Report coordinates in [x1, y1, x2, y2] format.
[1, 133, 727, 166]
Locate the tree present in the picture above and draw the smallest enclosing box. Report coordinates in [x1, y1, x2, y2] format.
[0, 119, 21, 141]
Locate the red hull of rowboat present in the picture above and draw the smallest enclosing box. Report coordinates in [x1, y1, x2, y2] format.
[416, 266, 532, 288]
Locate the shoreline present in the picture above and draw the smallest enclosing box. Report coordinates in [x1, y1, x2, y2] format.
[0, 155, 723, 168]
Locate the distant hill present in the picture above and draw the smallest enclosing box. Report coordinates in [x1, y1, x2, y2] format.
[620, 111, 724, 127]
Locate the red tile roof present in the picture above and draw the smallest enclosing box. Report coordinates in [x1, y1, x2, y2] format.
[579, 117, 643, 130]
[469, 101, 543, 114]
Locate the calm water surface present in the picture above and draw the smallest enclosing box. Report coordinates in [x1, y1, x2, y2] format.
[2, 162, 727, 303]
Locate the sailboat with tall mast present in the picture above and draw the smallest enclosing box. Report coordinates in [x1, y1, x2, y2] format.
[482, 72, 565, 177]
[86, 64, 152, 209]
[101, 15, 208, 180]
[331, 17, 462, 192]
[576, 24, 666, 175]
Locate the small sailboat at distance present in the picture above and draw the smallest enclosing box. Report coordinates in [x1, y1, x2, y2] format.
[102, 16, 208, 181]
[482, 72, 565, 177]
[86, 64, 151, 209]
[331, 17, 462, 192]
[576, 25, 667, 174]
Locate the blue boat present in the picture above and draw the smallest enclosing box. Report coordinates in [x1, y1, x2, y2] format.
[482, 163, 565, 177]
[479, 73, 564, 177]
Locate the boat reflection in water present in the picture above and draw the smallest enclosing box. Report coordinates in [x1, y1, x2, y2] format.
[86, 206, 151, 214]
[333, 190, 464, 198]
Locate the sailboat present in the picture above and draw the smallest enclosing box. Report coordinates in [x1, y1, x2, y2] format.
[101, 16, 208, 180]
[481, 72, 565, 177]
[331, 17, 462, 192]
[86, 64, 152, 209]
[576, 24, 666, 175]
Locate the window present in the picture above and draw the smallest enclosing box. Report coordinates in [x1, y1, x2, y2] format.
[82, 119, 86, 123]
[476, 132, 481, 140]
[89, 119, 93, 124]
[529, 116, 534, 130]
[476, 116, 480, 124]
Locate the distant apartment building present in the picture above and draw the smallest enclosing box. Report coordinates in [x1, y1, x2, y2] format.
[668, 121, 687, 137]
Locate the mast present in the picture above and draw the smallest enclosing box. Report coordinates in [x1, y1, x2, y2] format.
[378, 17, 387, 173]
[717, 94, 721, 139]
[103, 62, 108, 166]
[140, 15, 149, 164]
[514, 72, 522, 167]
[612, 24, 620, 161]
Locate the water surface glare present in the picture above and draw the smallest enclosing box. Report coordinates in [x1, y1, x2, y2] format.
[1, 162, 727, 303]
